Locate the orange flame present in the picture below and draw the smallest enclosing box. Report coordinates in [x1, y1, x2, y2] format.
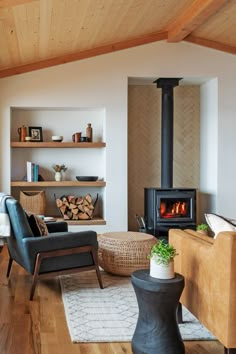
[160, 201, 187, 218]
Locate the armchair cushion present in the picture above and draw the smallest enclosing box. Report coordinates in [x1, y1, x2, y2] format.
[26, 212, 49, 236]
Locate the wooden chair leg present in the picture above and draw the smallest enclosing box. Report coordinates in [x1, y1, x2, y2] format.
[92, 248, 103, 289]
[30, 253, 42, 301]
[6, 257, 13, 278]
[30, 275, 38, 301]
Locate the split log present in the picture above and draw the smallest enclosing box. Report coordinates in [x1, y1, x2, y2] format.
[56, 199, 63, 208]
[56, 193, 97, 220]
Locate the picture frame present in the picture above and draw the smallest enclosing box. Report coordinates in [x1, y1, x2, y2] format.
[29, 126, 43, 142]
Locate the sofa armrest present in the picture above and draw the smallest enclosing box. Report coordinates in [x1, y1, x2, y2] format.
[21, 230, 98, 273]
[183, 229, 214, 244]
[169, 228, 236, 348]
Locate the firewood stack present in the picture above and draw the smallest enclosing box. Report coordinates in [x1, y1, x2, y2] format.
[56, 193, 97, 220]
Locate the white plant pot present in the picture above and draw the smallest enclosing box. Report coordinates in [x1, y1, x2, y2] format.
[150, 256, 175, 279]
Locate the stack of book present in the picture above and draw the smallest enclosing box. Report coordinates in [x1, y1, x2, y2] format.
[27, 161, 39, 182]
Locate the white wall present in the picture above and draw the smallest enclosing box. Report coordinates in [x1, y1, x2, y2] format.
[1, 40, 236, 231]
[199, 79, 218, 221]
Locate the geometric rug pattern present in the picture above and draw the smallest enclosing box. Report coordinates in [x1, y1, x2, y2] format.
[60, 270, 215, 343]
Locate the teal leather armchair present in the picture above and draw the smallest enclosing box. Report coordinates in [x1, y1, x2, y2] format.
[5, 197, 103, 300]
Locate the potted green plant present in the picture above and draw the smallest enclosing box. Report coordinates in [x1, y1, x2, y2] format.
[196, 223, 209, 235]
[149, 240, 178, 279]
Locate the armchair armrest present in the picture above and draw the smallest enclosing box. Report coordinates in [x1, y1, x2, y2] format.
[21, 230, 98, 273]
[46, 221, 68, 233]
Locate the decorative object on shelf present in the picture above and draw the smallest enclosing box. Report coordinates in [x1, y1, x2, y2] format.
[52, 135, 63, 142]
[56, 193, 98, 220]
[76, 176, 98, 182]
[19, 190, 46, 215]
[26, 161, 39, 182]
[149, 239, 178, 279]
[25, 136, 32, 142]
[43, 216, 56, 222]
[79, 136, 87, 142]
[29, 126, 43, 142]
[17, 125, 27, 142]
[22, 174, 44, 182]
[196, 223, 209, 235]
[72, 132, 82, 143]
[52, 164, 67, 181]
[55, 171, 62, 181]
[86, 123, 93, 142]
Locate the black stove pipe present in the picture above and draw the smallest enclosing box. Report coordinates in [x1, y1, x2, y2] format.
[153, 78, 182, 188]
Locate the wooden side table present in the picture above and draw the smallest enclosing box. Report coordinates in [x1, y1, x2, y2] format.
[131, 270, 185, 354]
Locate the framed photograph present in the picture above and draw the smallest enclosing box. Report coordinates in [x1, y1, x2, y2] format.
[29, 126, 43, 142]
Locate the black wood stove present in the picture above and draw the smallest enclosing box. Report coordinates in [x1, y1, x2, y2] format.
[145, 187, 196, 237]
[144, 78, 197, 237]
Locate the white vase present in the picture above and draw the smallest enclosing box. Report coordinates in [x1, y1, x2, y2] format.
[55, 171, 62, 181]
[150, 256, 174, 279]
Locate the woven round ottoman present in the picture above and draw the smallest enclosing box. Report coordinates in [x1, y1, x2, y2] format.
[98, 232, 156, 276]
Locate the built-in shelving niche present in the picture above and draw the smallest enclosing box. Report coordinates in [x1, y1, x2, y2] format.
[10, 107, 106, 225]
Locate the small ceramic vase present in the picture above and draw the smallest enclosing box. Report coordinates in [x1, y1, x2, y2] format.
[55, 171, 62, 182]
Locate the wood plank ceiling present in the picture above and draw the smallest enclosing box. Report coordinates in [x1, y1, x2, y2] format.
[0, 0, 235, 78]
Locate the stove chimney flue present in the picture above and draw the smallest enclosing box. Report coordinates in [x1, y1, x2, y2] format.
[153, 78, 182, 188]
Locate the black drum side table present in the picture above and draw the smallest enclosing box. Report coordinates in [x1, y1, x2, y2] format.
[131, 270, 185, 354]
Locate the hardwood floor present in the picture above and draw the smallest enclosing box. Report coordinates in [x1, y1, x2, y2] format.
[0, 245, 224, 354]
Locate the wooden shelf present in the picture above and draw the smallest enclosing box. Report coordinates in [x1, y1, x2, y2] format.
[11, 181, 106, 187]
[55, 216, 106, 225]
[11, 142, 106, 148]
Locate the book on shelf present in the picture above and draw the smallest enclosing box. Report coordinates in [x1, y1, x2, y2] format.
[26, 161, 39, 182]
[33, 164, 39, 182]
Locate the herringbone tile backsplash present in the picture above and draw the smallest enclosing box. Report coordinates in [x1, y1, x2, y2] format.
[128, 85, 200, 231]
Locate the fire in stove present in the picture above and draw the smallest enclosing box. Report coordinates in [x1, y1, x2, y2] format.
[160, 200, 188, 219]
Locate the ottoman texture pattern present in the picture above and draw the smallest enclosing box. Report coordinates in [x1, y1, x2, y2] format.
[98, 232, 156, 276]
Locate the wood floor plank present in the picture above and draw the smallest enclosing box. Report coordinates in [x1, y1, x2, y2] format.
[0, 245, 224, 354]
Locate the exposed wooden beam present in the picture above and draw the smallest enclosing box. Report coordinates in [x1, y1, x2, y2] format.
[167, 0, 229, 42]
[185, 35, 236, 55]
[0, 31, 167, 79]
[0, 0, 34, 8]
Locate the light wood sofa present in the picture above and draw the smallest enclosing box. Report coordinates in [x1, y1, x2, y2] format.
[169, 229, 236, 354]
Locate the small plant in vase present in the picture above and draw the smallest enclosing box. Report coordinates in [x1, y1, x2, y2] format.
[52, 164, 67, 182]
[196, 223, 209, 235]
[149, 240, 178, 279]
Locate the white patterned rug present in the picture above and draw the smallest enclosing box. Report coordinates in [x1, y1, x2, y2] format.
[60, 271, 216, 343]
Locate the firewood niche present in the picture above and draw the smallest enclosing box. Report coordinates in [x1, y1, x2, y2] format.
[56, 193, 98, 220]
